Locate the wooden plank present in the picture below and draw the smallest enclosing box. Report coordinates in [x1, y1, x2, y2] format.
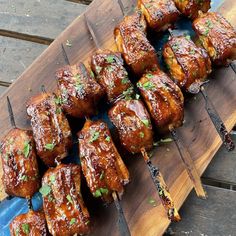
[166, 186, 236, 236]
[0, 0, 87, 40]
[203, 134, 236, 184]
[0, 86, 7, 95]
[0, 36, 47, 84]
[0, 0, 235, 236]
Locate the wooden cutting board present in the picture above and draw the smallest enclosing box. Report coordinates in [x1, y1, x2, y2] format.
[0, 0, 235, 235]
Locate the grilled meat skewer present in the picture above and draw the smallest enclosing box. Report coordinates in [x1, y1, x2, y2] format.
[137, 0, 180, 31]
[173, 0, 211, 19]
[114, 11, 159, 76]
[10, 210, 49, 236]
[192, 11, 236, 66]
[55, 62, 104, 118]
[137, 68, 206, 198]
[0, 97, 40, 199]
[91, 49, 134, 104]
[163, 35, 235, 151]
[26, 92, 72, 166]
[109, 99, 180, 221]
[40, 163, 90, 236]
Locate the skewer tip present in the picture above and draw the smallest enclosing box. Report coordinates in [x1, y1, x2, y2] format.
[61, 43, 71, 66]
[6, 96, 16, 128]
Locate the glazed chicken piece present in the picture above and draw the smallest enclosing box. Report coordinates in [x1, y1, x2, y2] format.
[10, 210, 49, 236]
[91, 49, 134, 103]
[137, 68, 184, 133]
[138, 0, 180, 31]
[0, 128, 40, 198]
[163, 35, 211, 92]
[114, 11, 159, 75]
[55, 62, 104, 118]
[108, 99, 153, 154]
[41, 164, 90, 236]
[192, 12, 236, 65]
[78, 120, 129, 202]
[173, 0, 210, 19]
[26, 93, 72, 166]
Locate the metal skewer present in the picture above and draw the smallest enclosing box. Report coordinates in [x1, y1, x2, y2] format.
[85, 14, 131, 235]
[7, 97, 34, 211]
[61, 43, 71, 66]
[229, 62, 236, 75]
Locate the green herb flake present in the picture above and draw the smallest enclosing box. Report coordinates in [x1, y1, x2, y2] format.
[20, 175, 28, 182]
[93, 187, 109, 197]
[141, 119, 149, 127]
[203, 28, 209, 36]
[15, 228, 20, 236]
[39, 184, 51, 197]
[50, 174, 56, 184]
[139, 132, 145, 138]
[89, 130, 100, 143]
[66, 194, 73, 204]
[142, 81, 155, 90]
[135, 94, 140, 100]
[148, 197, 157, 207]
[23, 141, 30, 158]
[56, 107, 62, 114]
[96, 65, 102, 73]
[190, 49, 195, 54]
[85, 220, 90, 225]
[146, 73, 154, 79]
[106, 55, 115, 63]
[121, 78, 129, 84]
[100, 187, 109, 195]
[75, 81, 84, 92]
[70, 218, 76, 225]
[185, 35, 191, 40]
[172, 43, 180, 51]
[44, 143, 55, 151]
[99, 170, 105, 180]
[21, 223, 30, 234]
[105, 136, 111, 142]
[160, 138, 173, 143]
[66, 39, 72, 47]
[123, 87, 134, 100]
[90, 71, 95, 78]
[54, 96, 63, 105]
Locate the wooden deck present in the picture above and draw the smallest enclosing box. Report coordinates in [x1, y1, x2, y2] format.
[0, 0, 235, 235]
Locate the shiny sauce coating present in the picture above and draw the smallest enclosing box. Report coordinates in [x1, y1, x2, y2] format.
[91, 49, 133, 103]
[108, 99, 153, 154]
[0, 128, 40, 198]
[78, 120, 130, 202]
[41, 164, 90, 236]
[193, 12, 236, 65]
[26, 93, 72, 166]
[56, 62, 104, 118]
[114, 11, 159, 75]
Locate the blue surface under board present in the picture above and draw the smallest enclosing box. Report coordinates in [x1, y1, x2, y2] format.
[0, 0, 224, 235]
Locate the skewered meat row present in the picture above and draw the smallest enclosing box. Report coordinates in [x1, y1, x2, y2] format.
[40, 163, 90, 236]
[138, 0, 180, 31]
[0, 128, 40, 198]
[137, 67, 184, 133]
[193, 12, 236, 66]
[163, 35, 212, 92]
[55, 62, 104, 118]
[78, 119, 130, 203]
[91, 49, 134, 104]
[114, 11, 159, 75]
[10, 210, 49, 236]
[26, 92, 72, 166]
[109, 99, 153, 154]
[173, 0, 211, 19]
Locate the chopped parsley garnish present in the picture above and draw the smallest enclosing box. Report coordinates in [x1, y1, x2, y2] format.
[106, 55, 115, 63]
[21, 223, 30, 234]
[160, 138, 173, 143]
[20, 175, 28, 182]
[185, 35, 191, 40]
[99, 170, 105, 180]
[172, 43, 180, 51]
[123, 87, 134, 100]
[56, 107, 62, 114]
[23, 141, 30, 158]
[66, 39, 72, 47]
[54, 96, 63, 105]
[148, 197, 157, 207]
[139, 132, 145, 138]
[146, 73, 154, 79]
[39, 184, 51, 197]
[107, 66, 114, 73]
[93, 188, 109, 197]
[90, 71, 95, 78]
[15, 228, 20, 236]
[190, 49, 195, 54]
[66, 194, 73, 204]
[121, 78, 129, 84]
[70, 218, 76, 225]
[141, 119, 149, 127]
[203, 28, 209, 36]
[50, 174, 56, 184]
[142, 81, 155, 90]
[89, 130, 100, 143]
[44, 143, 55, 151]
[205, 19, 213, 29]
[105, 136, 111, 142]
[96, 65, 102, 73]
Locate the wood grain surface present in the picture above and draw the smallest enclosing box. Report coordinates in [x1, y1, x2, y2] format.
[0, 0, 235, 236]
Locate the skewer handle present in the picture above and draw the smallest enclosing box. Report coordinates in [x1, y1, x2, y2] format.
[27, 198, 33, 211]
[170, 130, 207, 199]
[7, 96, 16, 128]
[200, 87, 235, 151]
[61, 43, 71, 65]
[140, 148, 181, 222]
[117, 0, 126, 16]
[112, 191, 131, 236]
